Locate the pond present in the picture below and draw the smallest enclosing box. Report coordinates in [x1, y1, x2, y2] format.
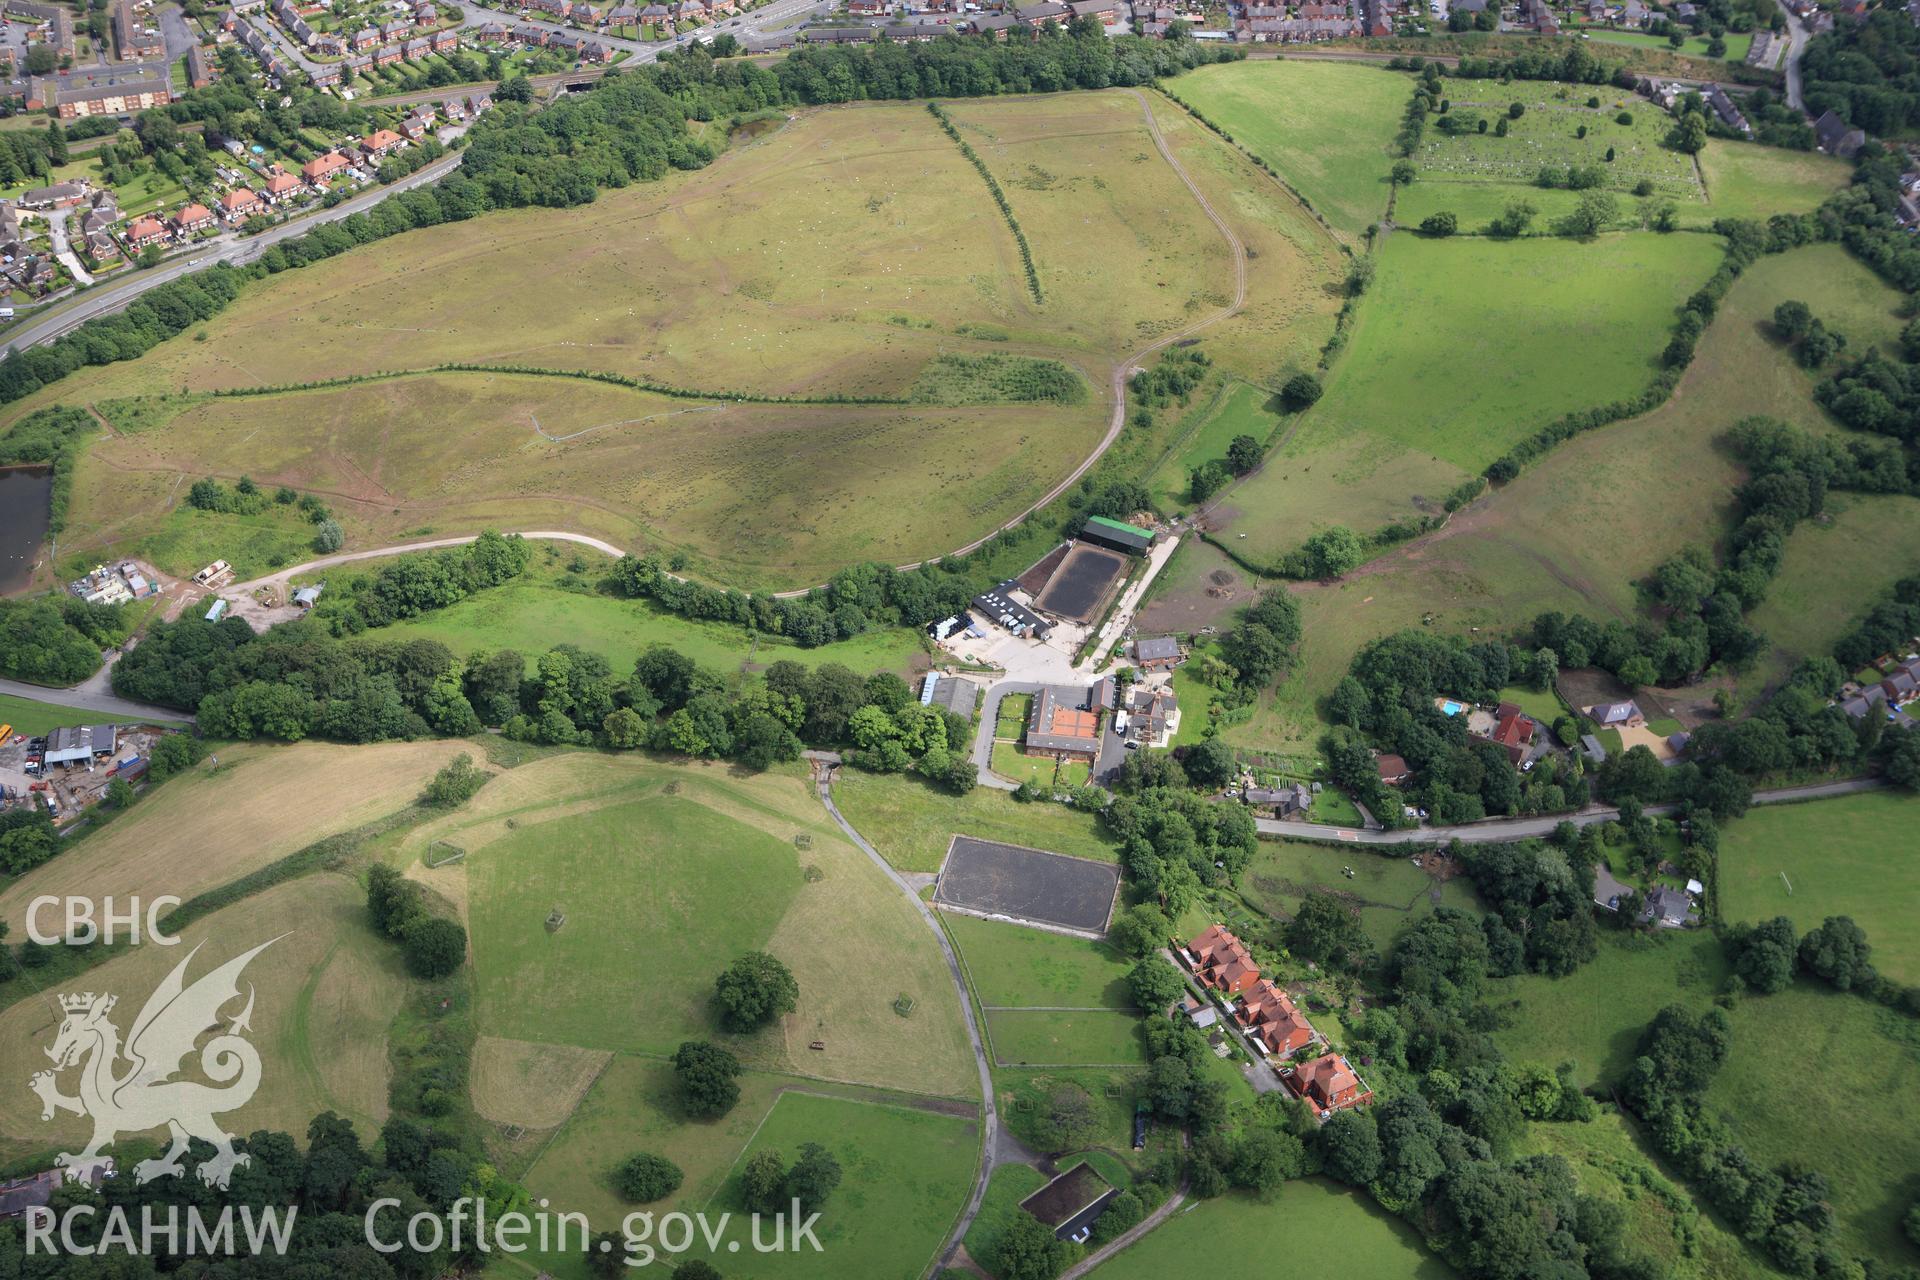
[0, 467, 52, 596]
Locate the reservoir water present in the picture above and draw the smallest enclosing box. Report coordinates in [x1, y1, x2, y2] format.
[0, 467, 53, 596]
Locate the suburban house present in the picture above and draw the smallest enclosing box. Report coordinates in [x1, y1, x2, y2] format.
[1237, 978, 1317, 1056]
[362, 128, 406, 158]
[1704, 84, 1752, 136]
[380, 16, 412, 36]
[1116, 684, 1178, 750]
[261, 171, 303, 204]
[400, 108, 436, 140]
[1130, 635, 1183, 669]
[1641, 885, 1699, 928]
[351, 24, 378, 47]
[374, 43, 403, 65]
[1814, 109, 1866, 158]
[476, 20, 509, 39]
[185, 45, 213, 88]
[1375, 752, 1410, 786]
[1587, 700, 1645, 730]
[0, 1162, 112, 1220]
[123, 214, 167, 249]
[1476, 701, 1538, 766]
[1184, 924, 1261, 996]
[971, 11, 1023, 33]
[1026, 684, 1105, 761]
[431, 27, 460, 50]
[218, 187, 262, 221]
[302, 151, 352, 186]
[1288, 1051, 1374, 1116]
[172, 202, 215, 235]
[1080, 514, 1155, 556]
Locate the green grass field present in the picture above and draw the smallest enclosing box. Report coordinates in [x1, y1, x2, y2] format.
[409, 754, 978, 1097]
[523, 1081, 978, 1280]
[1209, 240, 1898, 753]
[830, 769, 1120, 873]
[1717, 790, 1920, 985]
[1489, 930, 1728, 1088]
[1086, 1179, 1451, 1279]
[1163, 60, 1411, 238]
[1519, 1112, 1793, 1280]
[1743, 494, 1920, 698]
[375, 577, 925, 679]
[0, 874, 406, 1152]
[14, 95, 1287, 591]
[1145, 379, 1280, 512]
[465, 791, 804, 1053]
[1703, 985, 1920, 1267]
[986, 1009, 1147, 1066]
[704, 1091, 979, 1280]
[947, 913, 1134, 1009]
[1240, 840, 1482, 955]
[1580, 27, 1753, 59]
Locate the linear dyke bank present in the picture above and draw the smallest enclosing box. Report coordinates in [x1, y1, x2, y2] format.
[926, 101, 1044, 306]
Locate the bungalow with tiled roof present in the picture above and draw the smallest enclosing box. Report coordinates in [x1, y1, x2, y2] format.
[1478, 701, 1537, 766]
[1375, 752, 1410, 785]
[1290, 1052, 1373, 1115]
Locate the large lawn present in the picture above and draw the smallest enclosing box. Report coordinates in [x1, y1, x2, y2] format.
[701, 1091, 979, 1280]
[1717, 790, 1920, 984]
[1706, 983, 1920, 1266]
[830, 769, 1120, 873]
[1488, 929, 1728, 1088]
[374, 577, 925, 679]
[1144, 378, 1282, 512]
[1162, 59, 1412, 239]
[986, 1008, 1148, 1066]
[1240, 840, 1483, 955]
[1087, 1179, 1451, 1279]
[946, 912, 1134, 1009]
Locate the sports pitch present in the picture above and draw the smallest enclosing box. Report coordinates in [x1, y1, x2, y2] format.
[934, 835, 1121, 935]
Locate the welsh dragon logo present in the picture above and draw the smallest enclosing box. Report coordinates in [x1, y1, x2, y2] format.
[30, 937, 280, 1189]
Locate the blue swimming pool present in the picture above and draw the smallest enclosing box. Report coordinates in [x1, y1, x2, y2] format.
[1440, 700, 1465, 716]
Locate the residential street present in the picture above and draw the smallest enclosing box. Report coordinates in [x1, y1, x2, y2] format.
[1774, 0, 1809, 111]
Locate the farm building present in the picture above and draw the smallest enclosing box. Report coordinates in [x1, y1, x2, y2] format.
[971, 581, 1050, 638]
[919, 672, 978, 717]
[44, 725, 116, 767]
[1018, 1162, 1118, 1243]
[1130, 635, 1183, 669]
[1079, 515, 1155, 556]
[1026, 685, 1104, 759]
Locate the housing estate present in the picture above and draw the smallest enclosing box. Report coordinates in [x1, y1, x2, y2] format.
[1288, 1051, 1374, 1116]
[27, 65, 173, 118]
[1183, 923, 1261, 996]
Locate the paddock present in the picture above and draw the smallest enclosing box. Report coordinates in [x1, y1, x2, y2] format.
[1033, 543, 1131, 624]
[933, 835, 1120, 936]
